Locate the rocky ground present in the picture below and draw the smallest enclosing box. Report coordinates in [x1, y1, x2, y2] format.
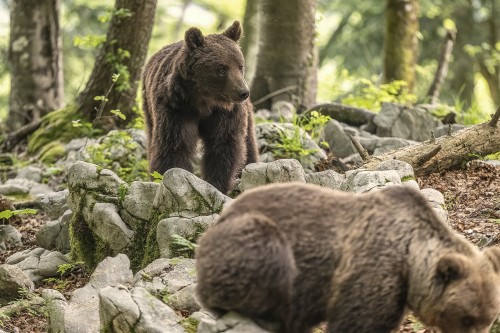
[0, 161, 498, 333]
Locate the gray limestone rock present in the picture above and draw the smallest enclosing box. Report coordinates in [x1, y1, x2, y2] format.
[36, 209, 72, 253]
[122, 181, 160, 228]
[0, 264, 34, 305]
[92, 203, 133, 253]
[374, 103, 442, 142]
[305, 170, 346, 190]
[99, 286, 185, 333]
[240, 159, 306, 192]
[342, 170, 402, 193]
[374, 160, 415, 180]
[197, 312, 271, 333]
[155, 168, 232, 218]
[323, 119, 357, 158]
[157, 215, 218, 258]
[42, 288, 67, 333]
[64, 254, 133, 333]
[0, 224, 22, 248]
[16, 166, 42, 183]
[6, 248, 71, 282]
[39, 189, 69, 220]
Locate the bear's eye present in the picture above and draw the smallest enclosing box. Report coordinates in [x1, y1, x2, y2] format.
[461, 316, 475, 327]
[217, 67, 227, 76]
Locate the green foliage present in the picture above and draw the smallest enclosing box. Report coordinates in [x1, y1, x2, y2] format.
[98, 7, 133, 23]
[150, 171, 163, 182]
[341, 77, 417, 111]
[73, 34, 106, 48]
[170, 234, 198, 258]
[0, 208, 37, 220]
[105, 48, 131, 92]
[83, 130, 149, 182]
[453, 96, 490, 125]
[274, 111, 331, 160]
[180, 317, 199, 333]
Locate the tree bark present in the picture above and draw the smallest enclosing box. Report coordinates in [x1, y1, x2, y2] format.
[362, 107, 500, 176]
[383, 0, 419, 92]
[76, 0, 157, 130]
[8, 0, 63, 130]
[251, 0, 317, 111]
[241, 0, 260, 88]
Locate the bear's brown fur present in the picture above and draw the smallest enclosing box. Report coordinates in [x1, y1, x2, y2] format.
[195, 183, 500, 333]
[142, 21, 258, 193]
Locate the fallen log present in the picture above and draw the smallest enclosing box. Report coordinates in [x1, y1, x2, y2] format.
[362, 106, 500, 176]
[302, 102, 376, 127]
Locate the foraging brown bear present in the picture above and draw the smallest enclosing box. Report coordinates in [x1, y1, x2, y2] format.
[142, 21, 258, 193]
[195, 183, 500, 333]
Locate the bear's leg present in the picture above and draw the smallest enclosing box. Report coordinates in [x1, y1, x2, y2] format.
[245, 107, 258, 164]
[149, 109, 199, 176]
[195, 212, 296, 329]
[326, 271, 407, 333]
[199, 111, 246, 193]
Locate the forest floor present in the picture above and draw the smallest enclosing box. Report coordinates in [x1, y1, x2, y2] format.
[0, 161, 499, 333]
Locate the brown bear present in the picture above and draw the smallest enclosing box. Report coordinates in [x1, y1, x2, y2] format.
[195, 183, 500, 333]
[142, 21, 258, 193]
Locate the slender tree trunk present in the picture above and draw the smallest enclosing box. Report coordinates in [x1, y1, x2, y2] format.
[8, 0, 63, 130]
[251, 0, 317, 111]
[383, 0, 419, 92]
[427, 29, 456, 104]
[241, 0, 260, 88]
[319, 11, 353, 66]
[76, 0, 157, 130]
[478, 0, 499, 106]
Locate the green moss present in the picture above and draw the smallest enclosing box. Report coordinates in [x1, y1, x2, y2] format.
[28, 104, 100, 155]
[39, 141, 65, 164]
[128, 211, 164, 272]
[180, 317, 199, 333]
[69, 197, 113, 272]
[401, 176, 415, 182]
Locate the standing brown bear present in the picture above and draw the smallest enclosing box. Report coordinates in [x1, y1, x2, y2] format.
[196, 183, 500, 333]
[142, 21, 258, 193]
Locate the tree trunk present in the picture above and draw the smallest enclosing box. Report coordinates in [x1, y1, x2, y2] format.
[362, 107, 500, 175]
[241, 0, 260, 88]
[8, 0, 63, 130]
[76, 0, 157, 130]
[427, 29, 456, 105]
[250, 0, 317, 111]
[383, 0, 419, 92]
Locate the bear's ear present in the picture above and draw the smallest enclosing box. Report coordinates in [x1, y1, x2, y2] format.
[436, 254, 467, 284]
[222, 20, 242, 42]
[484, 247, 500, 273]
[185, 27, 204, 50]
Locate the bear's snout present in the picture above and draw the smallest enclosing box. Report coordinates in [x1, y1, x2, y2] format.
[238, 88, 250, 101]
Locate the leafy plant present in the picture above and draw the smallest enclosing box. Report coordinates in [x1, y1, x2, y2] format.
[0, 208, 37, 220]
[170, 234, 198, 258]
[341, 78, 417, 111]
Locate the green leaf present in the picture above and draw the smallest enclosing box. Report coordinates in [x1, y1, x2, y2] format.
[0, 210, 13, 219]
[110, 109, 126, 120]
[72, 119, 82, 128]
[151, 171, 163, 181]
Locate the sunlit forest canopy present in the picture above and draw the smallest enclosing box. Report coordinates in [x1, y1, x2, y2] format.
[0, 0, 498, 123]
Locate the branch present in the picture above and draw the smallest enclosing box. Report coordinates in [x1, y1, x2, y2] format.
[252, 86, 297, 106]
[347, 133, 370, 161]
[416, 145, 442, 167]
[490, 106, 500, 127]
[427, 29, 456, 104]
[0, 119, 42, 152]
[319, 11, 353, 66]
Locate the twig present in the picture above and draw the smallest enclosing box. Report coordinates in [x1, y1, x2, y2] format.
[489, 105, 500, 127]
[347, 133, 370, 161]
[252, 86, 297, 106]
[0, 119, 42, 152]
[416, 145, 442, 167]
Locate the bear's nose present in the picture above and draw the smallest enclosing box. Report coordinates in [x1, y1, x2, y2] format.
[239, 90, 250, 101]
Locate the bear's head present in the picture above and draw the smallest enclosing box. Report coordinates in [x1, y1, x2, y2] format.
[419, 247, 500, 333]
[183, 21, 250, 108]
